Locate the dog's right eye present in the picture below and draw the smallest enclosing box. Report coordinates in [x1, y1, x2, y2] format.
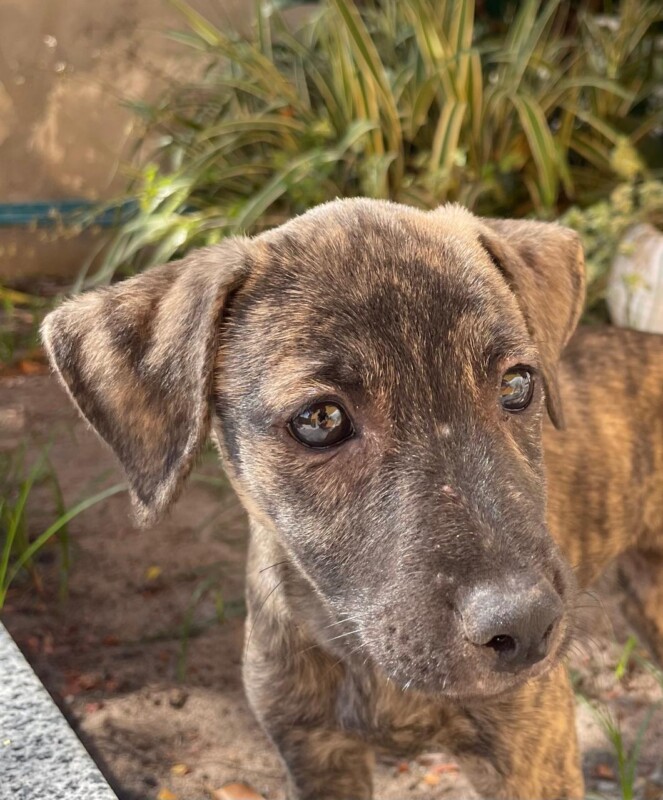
[289, 402, 354, 448]
[500, 367, 534, 412]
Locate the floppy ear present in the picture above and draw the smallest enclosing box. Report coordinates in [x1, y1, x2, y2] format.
[41, 240, 250, 525]
[478, 218, 586, 430]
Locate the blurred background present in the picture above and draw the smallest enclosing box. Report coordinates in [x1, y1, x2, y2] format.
[1, 2, 663, 799]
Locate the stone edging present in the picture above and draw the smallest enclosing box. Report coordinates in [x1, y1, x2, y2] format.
[0, 622, 119, 800]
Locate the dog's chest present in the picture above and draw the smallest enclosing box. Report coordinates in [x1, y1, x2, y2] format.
[335, 668, 466, 755]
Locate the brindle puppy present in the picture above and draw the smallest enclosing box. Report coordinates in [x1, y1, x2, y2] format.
[41, 200, 663, 800]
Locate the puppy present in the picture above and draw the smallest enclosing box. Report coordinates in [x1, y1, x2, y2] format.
[41, 199, 663, 799]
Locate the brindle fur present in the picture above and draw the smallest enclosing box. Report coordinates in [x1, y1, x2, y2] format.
[41, 200, 663, 799]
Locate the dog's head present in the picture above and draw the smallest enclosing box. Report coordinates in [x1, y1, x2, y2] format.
[42, 199, 585, 699]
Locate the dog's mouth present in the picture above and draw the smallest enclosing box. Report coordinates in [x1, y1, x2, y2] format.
[331, 595, 575, 702]
[374, 609, 573, 701]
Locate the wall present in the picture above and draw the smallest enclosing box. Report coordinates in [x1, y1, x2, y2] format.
[0, 0, 254, 281]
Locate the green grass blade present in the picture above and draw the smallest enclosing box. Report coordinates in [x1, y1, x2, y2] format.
[0, 483, 126, 608]
[0, 449, 50, 593]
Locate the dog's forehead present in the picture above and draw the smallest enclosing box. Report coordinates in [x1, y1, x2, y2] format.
[241, 200, 523, 336]
[222, 200, 534, 409]
[249, 201, 503, 309]
[255, 198, 483, 273]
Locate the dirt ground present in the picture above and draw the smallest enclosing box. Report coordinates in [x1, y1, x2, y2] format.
[1, 374, 662, 800]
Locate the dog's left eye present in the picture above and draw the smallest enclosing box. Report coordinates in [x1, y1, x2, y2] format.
[289, 402, 354, 448]
[500, 367, 534, 411]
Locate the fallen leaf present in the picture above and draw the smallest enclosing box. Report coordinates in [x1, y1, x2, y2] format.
[17, 359, 48, 375]
[209, 783, 265, 800]
[157, 789, 179, 800]
[422, 771, 441, 786]
[146, 565, 162, 581]
[395, 761, 410, 774]
[171, 764, 190, 777]
[432, 762, 460, 775]
[63, 671, 102, 695]
[593, 763, 616, 780]
[416, 752, 450, 766]
[84, 702, 104, 714]
[78, 672, 102, 690]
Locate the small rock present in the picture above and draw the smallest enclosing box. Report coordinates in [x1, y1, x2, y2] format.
[169, 688, 189, 709]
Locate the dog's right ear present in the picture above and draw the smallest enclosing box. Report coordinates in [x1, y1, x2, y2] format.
[477, 219, 586, 430]
[41, 240, 250, 525]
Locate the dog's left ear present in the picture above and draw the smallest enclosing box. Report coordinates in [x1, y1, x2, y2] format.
[478, 218, 586, 430]
[41, 240, 250, 525]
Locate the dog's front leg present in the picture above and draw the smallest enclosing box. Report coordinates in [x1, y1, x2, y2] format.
[244, 622, 374, 800]
[271, 724, 374, 800]
[449, 666, 584, 800]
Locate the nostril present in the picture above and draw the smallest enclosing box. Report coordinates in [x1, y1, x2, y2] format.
[485, 634, 517, 655]
[461, 579, 563, 668]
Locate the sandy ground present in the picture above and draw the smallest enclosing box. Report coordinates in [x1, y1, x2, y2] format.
[1, 374, 662, 800]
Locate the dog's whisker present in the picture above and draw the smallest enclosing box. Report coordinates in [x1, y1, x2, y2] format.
[325, 629, 363, 644]
[320, 637, 382, 680]
[322, 616, 363, 631]
[244, 580, 284, 660]
[295, 628, 364, 658]
[258, 559, 290, 574]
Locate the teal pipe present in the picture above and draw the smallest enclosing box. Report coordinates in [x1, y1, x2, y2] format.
[0, 200, 136, 228]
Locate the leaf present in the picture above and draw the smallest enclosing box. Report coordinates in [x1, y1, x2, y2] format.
[432, 762, 460, 774]
[509, 92, 559, 209]
[430, 100, 467, 178]
[593, 763, 616, 780]
[209, 783, 265, 800]
[170, 763, 191, 777]
[329, 0, 403, 181]
[146, 565, 163, 582]
[610, 137, 645, 181]
[157, 789, 179, 800]
[448, 0, 474, 90]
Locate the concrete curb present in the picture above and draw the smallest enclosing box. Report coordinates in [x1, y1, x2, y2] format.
[0, 622, 119, 800]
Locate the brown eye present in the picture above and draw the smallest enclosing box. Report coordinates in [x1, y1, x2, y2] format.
[500, 367, 534, 411]
[289, 402, 354, 448]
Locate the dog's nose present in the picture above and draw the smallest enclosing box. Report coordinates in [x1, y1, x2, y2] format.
[459, 579, 562, 670]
